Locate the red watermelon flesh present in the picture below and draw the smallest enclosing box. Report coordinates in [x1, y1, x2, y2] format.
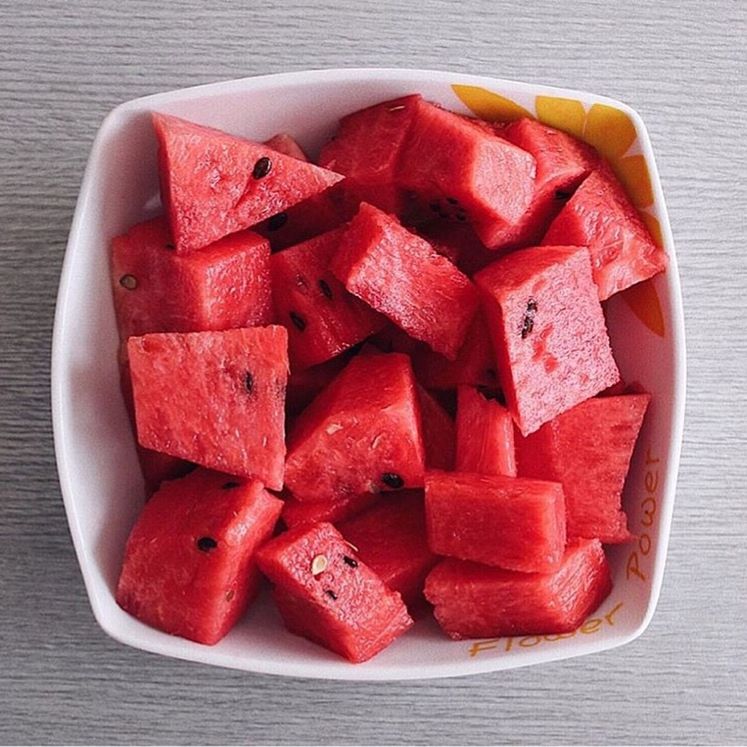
[282, 490, 379, 529]
[319, 94, 421, 215]
[284, 352, 425, 502]
[425, 470, 566, 572]
[118, 349, 194, 493]
[516, 394, 650, 543]
[455, 386, 516, 477]
[285, 353, 352, 418]
[412, 314, 497, 391]
[417, 385, 456, 470]
[424, 538, 612, 639]
[256, 522, 413, 662]
[264, 133, 309, 161]
[270, 228, 386, 370]
[254, 184, 355, 252]
[337, 491, 437, 611]
[475, 118, 597, 251]
[153, 113, 343, 253]
[542, 166, 667, 300]
[396, 99, 536, 244]
[128, 326, 288, 489]
[475, 245, 620, 435]
[331, 203, 479, 359]
[111, 217, 272, 340]
[116, 468, 283, 644]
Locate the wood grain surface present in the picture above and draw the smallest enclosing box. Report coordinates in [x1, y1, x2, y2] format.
[1, 0, 746, 744]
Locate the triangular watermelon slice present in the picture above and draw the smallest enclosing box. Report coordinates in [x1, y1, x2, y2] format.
[128, 326, 289, 489]
[153, 113, 343, 253]
[516, 393, 650, 542]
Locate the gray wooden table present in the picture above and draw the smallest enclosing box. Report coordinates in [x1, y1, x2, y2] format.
[2, 1, 746, 744]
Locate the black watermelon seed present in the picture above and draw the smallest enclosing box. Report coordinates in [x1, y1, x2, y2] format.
[446, 197, 459, 205]
[325, 589, 338, 600]
[318, 279, 333, 299]
[343, 555, 358, 568]
[381, 472, 404, 489]
[554, 188, 573, 201]
[289, 311, 307, 331]
[197, 536, 218, 552]
[252, 156, 272, 179]
[119, 274, 137, 290]
[521, 299, 538, 339]
[222, 481, 240, 489]
[164, 242, 175, 250]
[244, 371, 254, 393]
[268, 212, 288, 231]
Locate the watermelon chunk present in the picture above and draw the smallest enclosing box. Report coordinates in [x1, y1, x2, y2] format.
[477, 118, 597, 250]
[270, 228, 386, 370]
[417, 385, 456, 470]
[516, 394, 650, 542]
[153, 113, 343, 252]
[284, 352, 425, 502]
[116, 468, 283, 644]
[281, 491, 379, 529]
[412, 314, 498, 391]
[264, 133, 309, 161]
[425, 471, 566, 572]
[542, 167, 667, 300]
[424, 538, 613, 639]
[455, 386, 516, 477]
[338, 491, 437, 611]
[128, 326, 288, 489]
[396, 100, 537, 245]
[256, 522, 413, 662]
[319, 95, 421, 215]
[331, 203, 479, 359]
[111, 217, 272, 340]
[475, 245, 620, 435]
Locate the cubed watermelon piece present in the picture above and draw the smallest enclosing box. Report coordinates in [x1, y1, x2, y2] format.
[116, 468, 283, 644]
[412, 314, 497, 391]
[397, 100, 536, 245]
[281, 491, 379, 529]
[285, 352, 425, 502]
[271, 228, 386, 370]
[254, 184, 356, 252]
[338, 491, 437, 611]
[331, 203, 479, 359]
[319, 95, 421, 215]
[425, 470, 566, 572]
[455, 386, 516, 477]
[417, 385, 456, 470]
[153, 113, 343, 252]
[256, 522, 413, 662]
[475, 245, 620, 435]
[478, 118, 597, 250]
[128, 326, 288, 489]
[424, 538, 612, 639]
[264, 133, 309, 161]
[111, 217, 272, 340]
[516, 394, 650, 542]
[542, 167, 667, 300]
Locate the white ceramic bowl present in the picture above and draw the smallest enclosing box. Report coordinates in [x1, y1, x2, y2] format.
[52, 68, 685, 680]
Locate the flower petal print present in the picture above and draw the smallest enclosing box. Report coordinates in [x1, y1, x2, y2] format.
[451, 84, 666, 337]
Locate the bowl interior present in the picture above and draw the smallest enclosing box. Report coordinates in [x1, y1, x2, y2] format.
[53, 69, 684, 680]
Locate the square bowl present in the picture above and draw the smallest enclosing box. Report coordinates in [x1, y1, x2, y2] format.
[52, 68, 685, 680]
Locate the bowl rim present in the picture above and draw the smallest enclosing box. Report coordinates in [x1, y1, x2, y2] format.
[51, 67, 686, 680]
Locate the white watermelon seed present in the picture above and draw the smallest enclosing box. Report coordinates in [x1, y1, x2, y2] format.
[311, 555, 328, 576]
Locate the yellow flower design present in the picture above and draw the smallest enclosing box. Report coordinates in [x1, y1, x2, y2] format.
[452, 84, 665, 337]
